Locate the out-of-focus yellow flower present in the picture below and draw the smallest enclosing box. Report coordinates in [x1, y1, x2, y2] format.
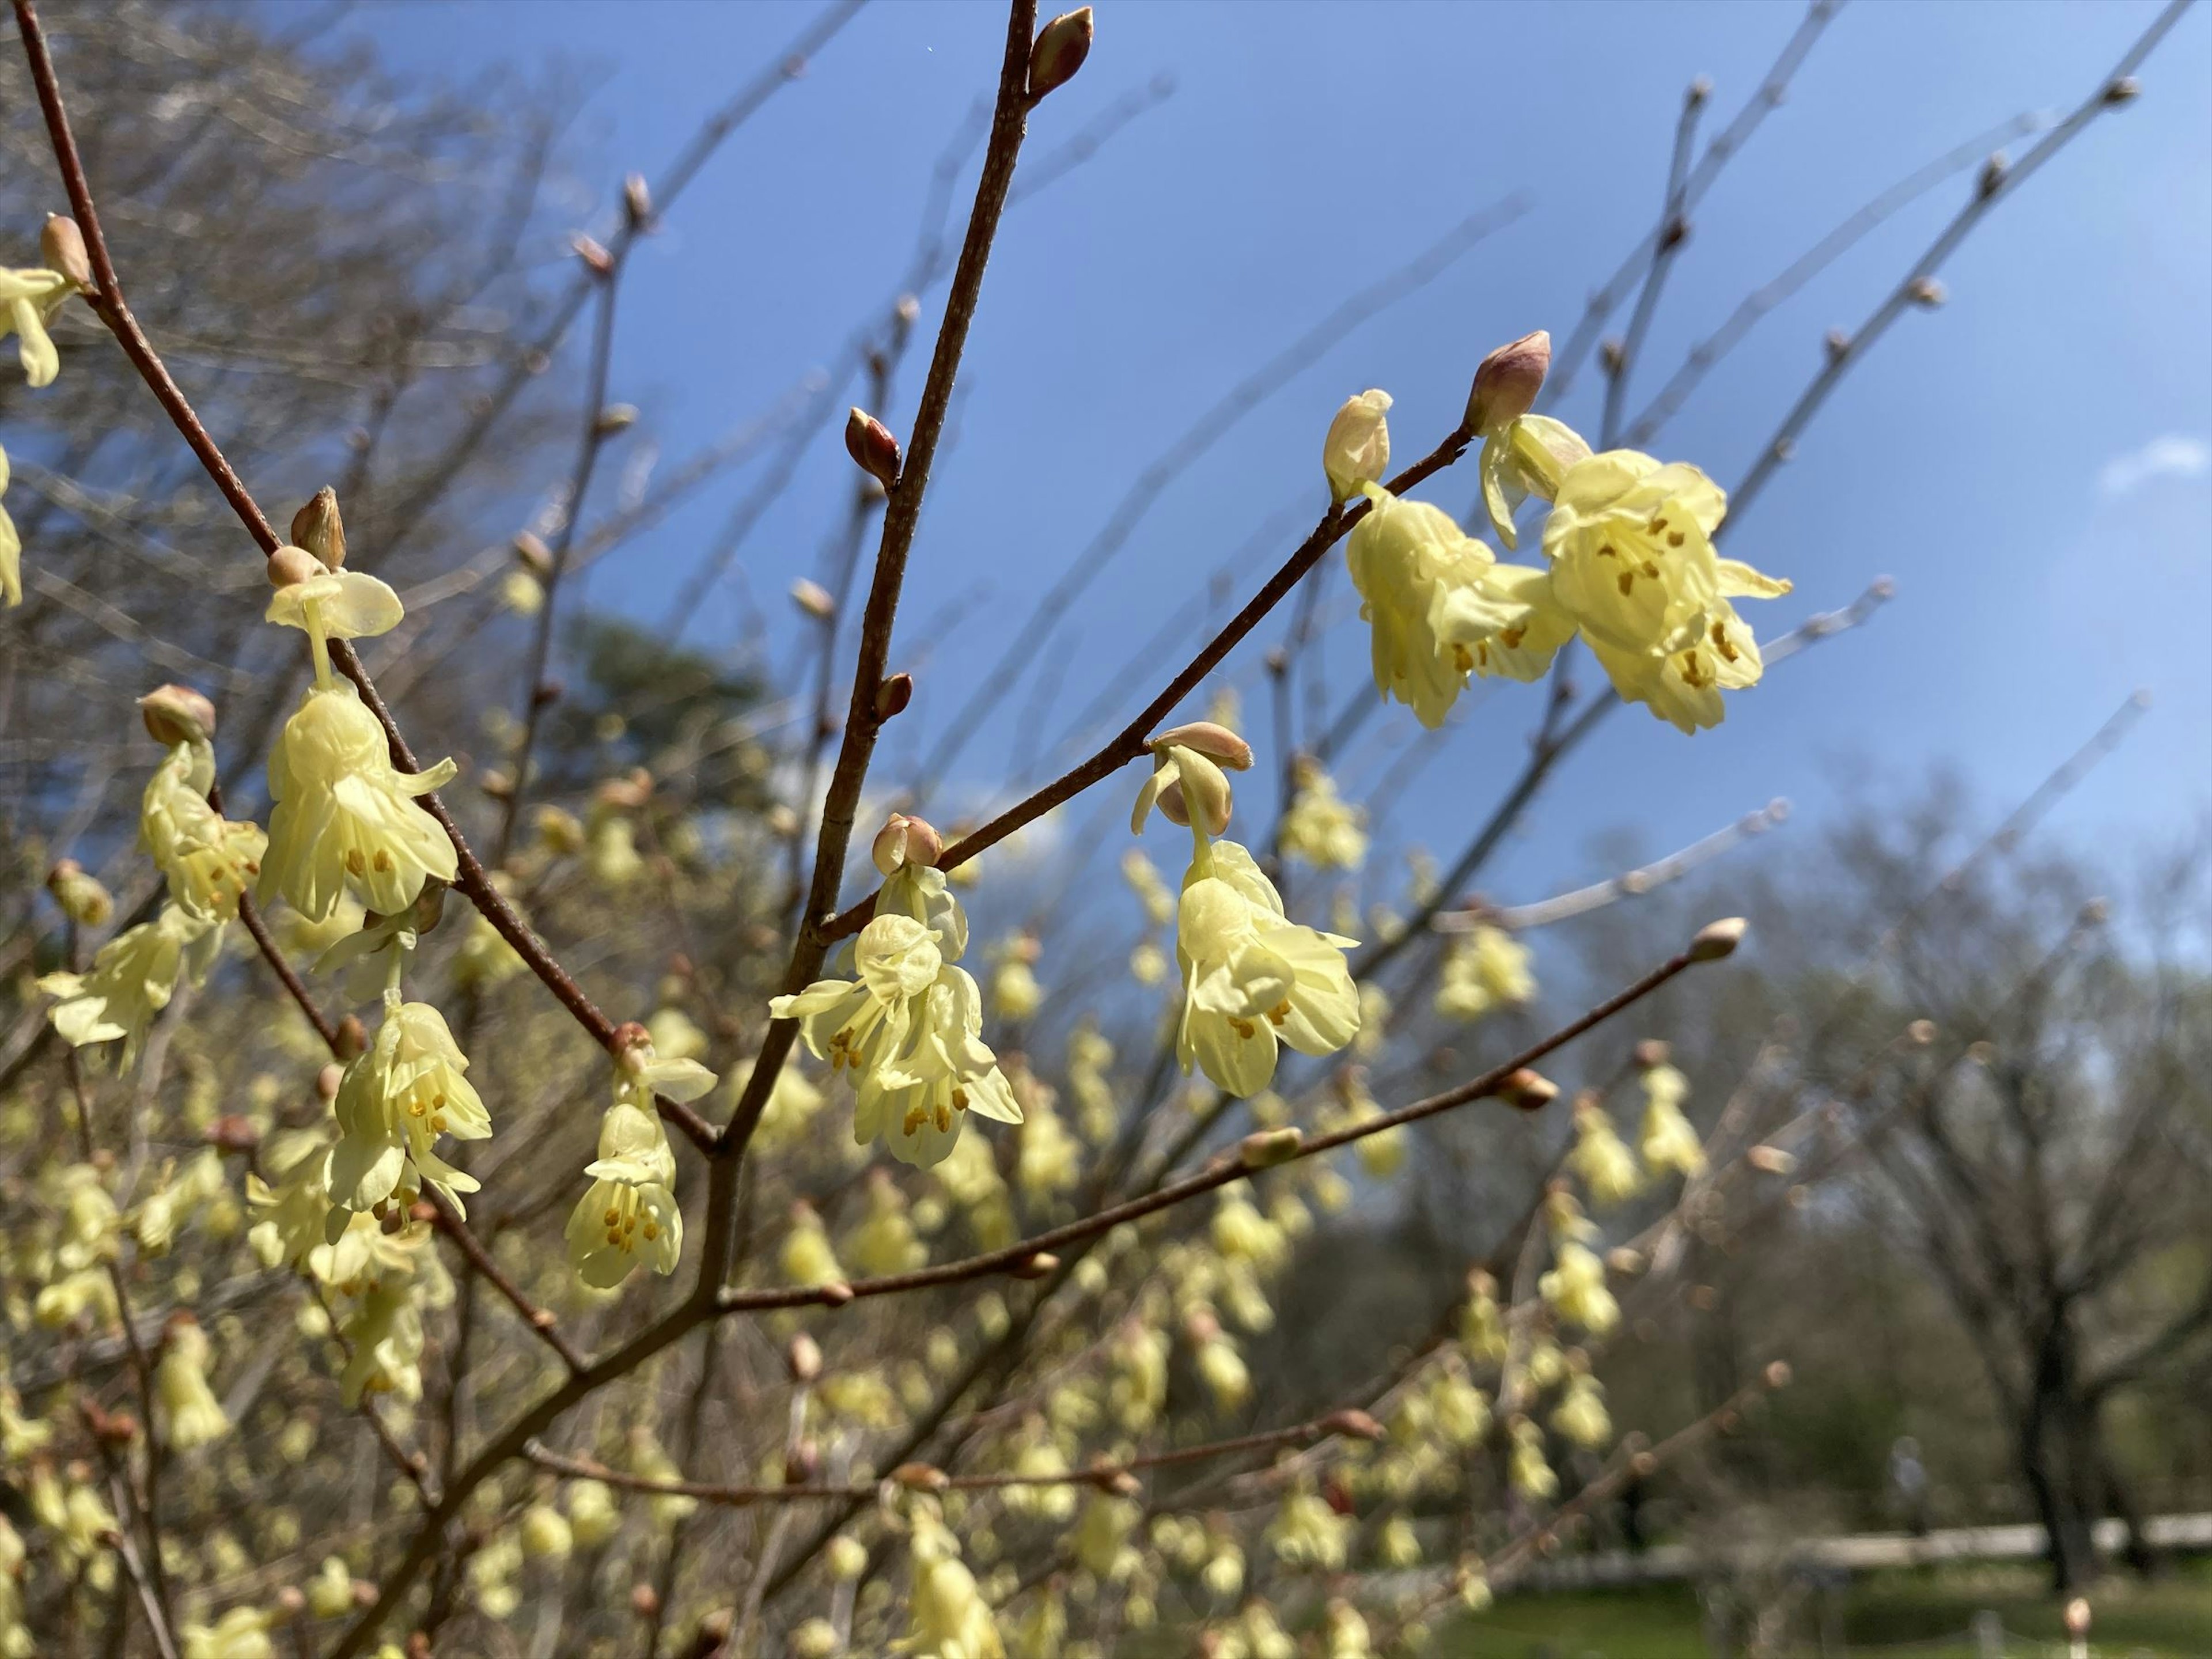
[155, 1316, 230, 1450]
[1508, 1415, 1558, 1500]
[1434, 923, 1535, 1022]
[1567, 1092, 1645, 1207]
[1279, 760, 1368, 870]
[904, 1501, 1003, 1659]
[1552, 1370, 1611, 1448]
[1, 442, 22, 608]
[1639, 1059, 1705, 1177]
[781, 1201, 844, 1287]
[41, 903, 221, 1070]
[179, 1605, 274, 1659]
[1267, 1483, 1352, 1570]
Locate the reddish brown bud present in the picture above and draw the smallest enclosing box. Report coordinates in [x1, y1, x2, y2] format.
[1027, 7, 1093, 101]
[890, 1461, 949, 1492]
[139, 683, 216, 747]
[1466, 330, 1551, 433]
[817, 1281, 855, 1307]
[1324, 1409, 1384, 1442]
[628, 1583, 660, 1619]
[844, 407, 901, 491]
[875, 672, 914, 721]
[1498, 1068, 1559, 1111]
[335, 1016, 369, 1061]
[1010, 1251, 1059, 1281]
[204, 1114, 261, 1153]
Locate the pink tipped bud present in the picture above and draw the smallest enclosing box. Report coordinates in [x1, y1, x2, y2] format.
[844, 407, 901, 491]
[1324, 1408, 1385, 1442]
[787, 1332, 823, 1382]
[138, 683, 216, 747]
[571, 233, 613, 276]
[1466, 331, 1551, 434]
[1028, 7, 1094, 102]
[872, 813, 944, 876]
[1149, 721, 1252, 770]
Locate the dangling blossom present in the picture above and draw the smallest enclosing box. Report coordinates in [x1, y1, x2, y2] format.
[1347, 483, 1573, 729]
[1278, 759, 1368, 870]
[1434, 922, 1536, 1022]
[566, 1041, 713, 1289]
[1552, 1366, 1612, 1449]
[137, 687, 265, 922]
[0, 263, 73, 388]
[1566, 1091, 1645, 1207]
[153, 1316, 230, 1450]
[1507, 1415, 1558, 1500]
[260, 550, 457, 921]
[773, 815, 1021, 1168]
[41, 903, 221, 1071]
[1537, 1190, 1619, 1335]
[1540, 450, 1790, 732]
[902, 1499, 1004, 1659]
[1638, 1051, 1705, 1177]
[327, 999, 491, 1228]
[1, 441, 21, 608]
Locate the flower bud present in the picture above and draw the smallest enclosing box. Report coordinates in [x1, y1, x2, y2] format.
[513, 531, 553, 578]
[335, 1017, 368, 1061]
[290, 488, 347, 570]
[204, 1115, 260, 1153]
[138, 683, 217, 747]
[1498, 1068, 1559, 1111]
[1908, 278, 1947, 309]
[1240, 1127, 1304, 1168]
[47, 859, 115, 927]
[316, 1063, 344, 1101]
[1633, 1039, 1672, 1069]
[1688, 916, 1747, 961]
[790, 578, 836, 620]
[1764, 1359, 1793, 1391]
[844, 407, 901, 491]
[628, 1582, 660, 1619]
[42, 214, 93, 292]
[875, 671, 914, 720]
[267, 544, 322, 588]
[1028, 7, 1093, 102]
[596, 403, 639, 435]
[623, 172, 653, 228]
[890, 1461, 949, 1492]
[1467, 331, 1551, 433]
[826, 1535, 869, 1580]
[1323, 1408, 1384, 1442]
[872, 812, 944, 875]
[1322, 389, 1392, 503]
[1149, 721, 1252, 770]
[1010, 1251, 1059, 1279]
[572, 233, 613, 276]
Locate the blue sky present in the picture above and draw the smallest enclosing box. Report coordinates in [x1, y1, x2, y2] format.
[358, 0, 2211, 915]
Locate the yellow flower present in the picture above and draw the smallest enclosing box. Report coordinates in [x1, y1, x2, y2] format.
[1639, 1060, 1705, 1176]
[1567, 1093, 1644, 1207]
[781, 1201, 844, 1287]
[327, 1001, 491, 1222]
[179, 1605, 275, 1659]
[141, 738, 266, 923]
[1434, 923, 1535, 1021]
[1540, 1238, 1619, 1335]
[565, 1059, 699, 1290]
[41, 902, 221, 1069]
[1540, 449, 1790, 732]
[248, 1128, 336, 1271]
[854, 961, 1023, 1168]
[1, 441, 21, 608]
[902, 1504, 1003, 1659]
[0, 266, 71, 388]
[1478, 414, 1591, 550]
[1278, 761, 1368, 870]
[154, 1316, 230, 1450]
[774, 912, 942, 1081]
[1347, 484, 1571, 728]
[1323, 388, 1392, 503]
[1174, 838, 1358, 1097]
[262, 679, 457, 922]
[1508, 1416, 1558, 1499]
[1552, 1372, 1611, 1449]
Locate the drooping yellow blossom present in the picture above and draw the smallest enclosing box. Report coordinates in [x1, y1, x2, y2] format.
[1173, 837, 1358, 1097]
[903, 1501, 1004, 1659]
[1540, 450, 1790, 732]
[1347, 483, 1573, 728]
[1434, 922, 1535, 1022]
[627, 1426, 697, 1527]
[566, 1479, 620, 1548]
[1267, 1482, 1353, 1570]
[1639, 1058, 1705, 1177]
[988, 933, 1044, 1023]
[0, 264, 72, 388]
[1120, 847, 1175, 926]
[781, 1200, 844, 1287]
[316, 1215, 450, 1406]
[141, 734, 266, 923]
[734, 1053, 827, 1155]
[566, 1046, 711, 1289]
[247, 1128, 336, 1271]
[41, 901, 222, 1070]
[1, 442, 21, 608]
[305, 1556, 356, 1620]
[1567, 1092, 1645, 1207]
[775, 913, 941, 1085]
[1279, 759, 1368, 870]
[854, 957, 1023, 1168]
[849, 1167, 927, 1277]
[1540, 1238, 1620, 1337]
[327, 1000, 490, 1224]
[1479, 415, 1592, 551]
[1508, 1415, 1558, 1500]
[179, 1605, 275, 1659]
[1067, 1021, 1119, 1143]
[1552, 1370, 1612, 1449]
[260, 559, 457, 919]
[154, 1315, 231, 1450]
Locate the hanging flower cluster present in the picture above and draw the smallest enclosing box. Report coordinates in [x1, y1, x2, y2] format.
[1130, 721, 1360, 1097]
[1, 218, 89, 608]
[1336, 331, 1790, 734]
[566, 1035, 715, 1287]
[772, 812, 1022, 1167]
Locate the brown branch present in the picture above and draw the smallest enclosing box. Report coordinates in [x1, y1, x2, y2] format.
[716, 924, 1723, 1316]
[815, 419, 1480, 946]
[422, 1190, 586, 1374]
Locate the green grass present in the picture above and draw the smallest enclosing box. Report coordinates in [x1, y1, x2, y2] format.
[1440, 1560, 2212, 1658]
